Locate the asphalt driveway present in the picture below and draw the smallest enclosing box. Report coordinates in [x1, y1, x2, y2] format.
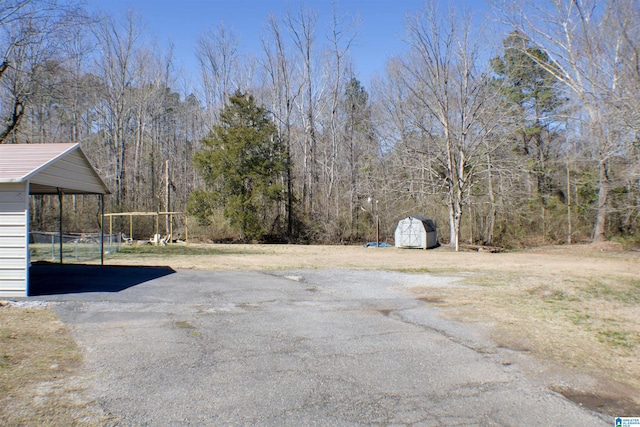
[33, 266, 608, 426]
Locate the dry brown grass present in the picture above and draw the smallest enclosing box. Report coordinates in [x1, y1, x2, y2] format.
[107, 241, 638, 277]
[107, 242, 640, 413]
[410, 257, 640, 415]
[0, 307, 111, 426]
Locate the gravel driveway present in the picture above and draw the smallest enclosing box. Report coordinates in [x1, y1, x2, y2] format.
[34, 266, 608, 426]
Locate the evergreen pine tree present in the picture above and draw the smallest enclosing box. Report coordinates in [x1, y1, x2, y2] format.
[189, 91, 286, 240]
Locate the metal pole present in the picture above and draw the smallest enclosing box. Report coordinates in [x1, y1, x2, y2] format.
[58, 189, 63, 264]
[165, 160, 170, 234]
[375, 200, 379, 247]
[100, 194, 104, 265]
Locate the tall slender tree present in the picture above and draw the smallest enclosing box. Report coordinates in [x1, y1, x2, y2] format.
[491, 31, 566, 238]
[286, 5, 319, 216]
[261, 14, 302, 240]
[399, 4, 504, 250]
[196, 23, 239, 125]
[502, 0, 638, 242]
[344, 76, 370, 236]
[92, 11, 142, 206]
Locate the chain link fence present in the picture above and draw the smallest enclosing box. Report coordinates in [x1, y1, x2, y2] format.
[29, 231, 123, 263]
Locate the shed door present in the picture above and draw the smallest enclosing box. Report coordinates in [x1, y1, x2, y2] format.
[400, 219, 422, 248]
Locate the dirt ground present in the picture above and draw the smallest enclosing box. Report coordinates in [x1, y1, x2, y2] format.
[107, 242, 640, 415]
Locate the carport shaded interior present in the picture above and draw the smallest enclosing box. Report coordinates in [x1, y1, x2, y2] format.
[29, 262, 175, 296]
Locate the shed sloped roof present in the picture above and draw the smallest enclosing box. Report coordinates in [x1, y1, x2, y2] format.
[409, 216, 437, 232]
[0, 143, 110, 195]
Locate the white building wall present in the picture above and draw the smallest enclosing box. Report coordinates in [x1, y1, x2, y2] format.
[0, 182, 29, 297]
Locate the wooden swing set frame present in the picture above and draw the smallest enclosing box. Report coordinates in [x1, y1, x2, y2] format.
[101, 211, 188, 245]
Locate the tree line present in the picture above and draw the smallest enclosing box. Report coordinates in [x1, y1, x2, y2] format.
[1, 0, 638, 248]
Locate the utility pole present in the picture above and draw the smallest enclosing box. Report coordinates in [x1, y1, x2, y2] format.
[165, 160, 170, 235]
[369, 197, 379, 247]
[376, 200, 379, 248]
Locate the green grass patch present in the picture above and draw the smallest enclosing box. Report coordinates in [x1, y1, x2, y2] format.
[581, 279, 640, 304]
[597, 329, 639, 350]
[174, 320, 195, 329]
[390, 267, 433, 274]
[566, 310, 592, 326]
[29, 242, 106, 263]
[113, 244, 262, 257]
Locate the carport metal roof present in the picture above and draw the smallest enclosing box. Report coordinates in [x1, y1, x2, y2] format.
[0, 143, 111, 274]
[0, 143, 110, 195]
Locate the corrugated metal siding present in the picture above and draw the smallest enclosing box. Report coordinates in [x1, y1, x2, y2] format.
[0, 182, 28, 297]
[30, 150, 108, 194]
[0, 143, 76, 181]
[0, 143, 109, 195]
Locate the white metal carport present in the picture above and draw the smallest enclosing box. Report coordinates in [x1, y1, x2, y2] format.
[0, 143, 110, 297]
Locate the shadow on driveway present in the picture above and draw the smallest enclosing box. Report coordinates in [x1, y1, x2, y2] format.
[28, 262, 176, 296]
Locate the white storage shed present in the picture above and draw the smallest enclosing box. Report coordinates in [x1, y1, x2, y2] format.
[0, 143, 110, 297]
[394, 216, 439, 250]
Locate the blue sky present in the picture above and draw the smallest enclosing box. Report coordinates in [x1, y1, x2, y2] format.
[84, 0, 492, 88]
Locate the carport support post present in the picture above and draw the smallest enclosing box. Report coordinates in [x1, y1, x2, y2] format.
[100, 194, 104, 266]
[58, 189, 63, 264]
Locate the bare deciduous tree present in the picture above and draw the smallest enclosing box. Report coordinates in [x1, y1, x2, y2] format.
[92, 10, 142, 205]
[397, 4, 506, 250]
[500, 0, 639, 241]
[196, 23, 239, 125]
[286, 5, 320, 216]
[0, 0, 70, 143]
[261, 14, 302, 239]
[321, 5, 356, 222]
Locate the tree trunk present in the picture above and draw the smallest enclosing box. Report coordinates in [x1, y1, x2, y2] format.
[566, 160, 572, 244]
[593, 160, 609, 242]
[483, 151, 496, 245]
